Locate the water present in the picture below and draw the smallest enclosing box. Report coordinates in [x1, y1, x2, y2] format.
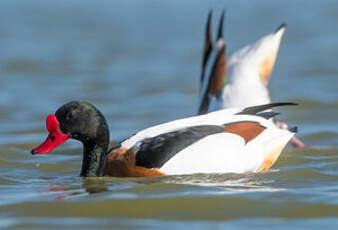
[0, 0, 337, 229]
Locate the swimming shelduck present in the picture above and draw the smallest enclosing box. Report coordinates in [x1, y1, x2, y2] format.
[31, 101, 296, 177]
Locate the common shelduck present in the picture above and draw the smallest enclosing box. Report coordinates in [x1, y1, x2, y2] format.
[198, 11, 305, 148]
[31, 101, 296, 177]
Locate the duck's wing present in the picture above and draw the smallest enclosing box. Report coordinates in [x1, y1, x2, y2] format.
[113, 103, 296, 174]
[116, 102, 296, 151]
[134, 125, 226, 169]
[134, 121, 266, 170]
[118, 106, 238, 150]
[133, 117, 294, 174]
[200, 10, 213, 85]
[159, 121, 294, 174]
[198, 40, 226, 115]
[198, 11, 226, 115]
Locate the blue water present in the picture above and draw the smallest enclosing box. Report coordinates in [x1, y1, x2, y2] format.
[0, 0, 337, 229]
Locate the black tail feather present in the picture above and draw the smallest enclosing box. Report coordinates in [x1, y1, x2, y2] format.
[237, 102, 298, 115]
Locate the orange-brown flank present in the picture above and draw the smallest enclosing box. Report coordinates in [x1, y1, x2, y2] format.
[225, 122, 265, 143]
[104, 148, 165, 177]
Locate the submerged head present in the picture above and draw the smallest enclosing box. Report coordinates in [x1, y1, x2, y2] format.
[31, 101, 109, 155]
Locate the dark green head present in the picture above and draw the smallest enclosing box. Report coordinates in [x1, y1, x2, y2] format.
[55, 101, 109, 146]
[31, 101, 110, 177]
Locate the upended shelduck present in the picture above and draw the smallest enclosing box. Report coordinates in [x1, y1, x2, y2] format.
[197, 10, 305, 148]
[31, 101, 297, 177]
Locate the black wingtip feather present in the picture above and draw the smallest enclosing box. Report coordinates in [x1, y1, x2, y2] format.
[237, 102, 298, 115]
[276, 22, 287, 33]
[201, 10, 213, 84]
[206, 10, 212, 40]
[207, 10, 212, 21]
[217, 10, 225, 40]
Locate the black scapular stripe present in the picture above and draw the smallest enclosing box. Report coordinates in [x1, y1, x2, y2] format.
[135, 125, 225, 169]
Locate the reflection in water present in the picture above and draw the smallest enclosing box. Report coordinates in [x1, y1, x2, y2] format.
[47, 183, 84, 201]
[159, 173, 285, 194]
[43, 173, 284, 201]
[82, 178, 110, 195]
[46, 178, 110, 200]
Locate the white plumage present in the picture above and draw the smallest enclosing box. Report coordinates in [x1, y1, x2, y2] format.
[121, 104, 295, 174]
[160, 114, 293, 175]
[223, 25, 286, 109]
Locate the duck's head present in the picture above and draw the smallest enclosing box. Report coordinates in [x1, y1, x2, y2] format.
[31, 101, 109, 155]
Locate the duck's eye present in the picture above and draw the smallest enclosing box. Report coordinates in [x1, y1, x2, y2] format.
[50, 135, 55, 141]
[66, 113, 73, 121]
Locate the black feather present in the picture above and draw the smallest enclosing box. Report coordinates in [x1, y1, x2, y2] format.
[198, 43, 226, 115]
[201, 10, 213, 84]
[288, 126, 298, 133]
[135, 125, 225, 169]
[237, 102, 297, 115]
[256, 111, 280, 120]
[276, 22, 287, 33]
[198, 94, 210, 115]
[217, 10, 225, 40]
